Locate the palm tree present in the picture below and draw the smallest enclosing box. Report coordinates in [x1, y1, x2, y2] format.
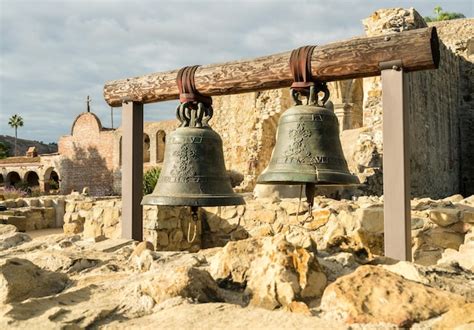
[8, 114, 24, 156]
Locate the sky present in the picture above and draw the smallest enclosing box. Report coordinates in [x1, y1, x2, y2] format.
[0, 0, 472, 143]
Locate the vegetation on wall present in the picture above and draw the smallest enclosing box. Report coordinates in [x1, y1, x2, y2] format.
[143, 167, 161, 195]
[424, 6, 466, 22]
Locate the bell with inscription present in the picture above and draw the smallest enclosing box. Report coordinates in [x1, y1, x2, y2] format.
[257, 84, 358, 208]
[142, 65, 244, 208]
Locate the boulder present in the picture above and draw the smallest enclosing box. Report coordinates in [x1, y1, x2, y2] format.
[320, 265, 466, 327]
[432, 303, 474, 329]
[429, 208, 460, 227]
[0, 258, 69, 303]
[0, 231, 31, 251]
[0, 224, 18, 235]
[140, 266, 223, 304]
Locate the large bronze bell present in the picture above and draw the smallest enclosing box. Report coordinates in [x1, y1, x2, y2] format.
[257, 85, 358, 197]
[142, 101, 244, 207]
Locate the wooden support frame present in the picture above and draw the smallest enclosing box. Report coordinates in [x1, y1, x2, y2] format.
[110, 29, 439, 258]
[381, 61, 412, 261]
[121, 101, 144, 241]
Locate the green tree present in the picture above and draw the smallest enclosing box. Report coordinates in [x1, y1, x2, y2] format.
[143, 167, 161, 195]
[424, 6, 466, 22]
[8, 114, 24, 156]
[0, 142, 9, 159]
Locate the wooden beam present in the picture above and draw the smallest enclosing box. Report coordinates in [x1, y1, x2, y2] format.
[104, 27, 439, 107]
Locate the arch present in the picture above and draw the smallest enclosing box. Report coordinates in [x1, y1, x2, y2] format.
[156, 130, 166, 163]
[44, 167, 60, 192]
[0, 174, 4, 187]
[144, 133, 150, 163]
[71, 112, 103, 136]
[6, 171, 21, 188]
[24, 171, 40, 188]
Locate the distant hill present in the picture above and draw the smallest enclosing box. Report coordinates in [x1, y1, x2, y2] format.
[0, 135, 58, 157]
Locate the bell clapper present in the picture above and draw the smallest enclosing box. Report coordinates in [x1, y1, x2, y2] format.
[187, 206, 199, 243]
[305, 183, 316, 222]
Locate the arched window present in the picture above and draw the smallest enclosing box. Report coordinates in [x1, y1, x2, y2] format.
[144, 133, 151, 163]
[24, 171, 40, 187]
[156, 130, 166, 163]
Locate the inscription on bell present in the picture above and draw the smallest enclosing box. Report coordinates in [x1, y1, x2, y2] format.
[275, 156, 346, 166]
[170, 136, 203, 144]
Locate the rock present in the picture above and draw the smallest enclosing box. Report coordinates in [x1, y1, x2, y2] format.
[461, 210, 474, 224]
[0, 258, 69, 303]
[130, 241, 156, 272]
[209, 237, 263, 283]
[285, 301, 311, 316]
[0, 231, 31, 251]
[432, 303, 474, 329]
[357, 207, 384, 233]
[443, 194, 464, 203]
[320, 265, 466, 327]
[363, 7, 427, 37]
[429, 208, 460, 227]
[424, 227, 464, 250]
[246, 235, 326, 309]
[438, 244, 474, 271]
[140, 266, 223, 304]
[0, 224, 18, 235]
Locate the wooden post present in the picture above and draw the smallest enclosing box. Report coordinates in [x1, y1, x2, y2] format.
[121, 101, 143, 241]
[381, 61, 412, 261]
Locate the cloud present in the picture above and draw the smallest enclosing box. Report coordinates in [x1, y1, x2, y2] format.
[0, 0, 472, 143]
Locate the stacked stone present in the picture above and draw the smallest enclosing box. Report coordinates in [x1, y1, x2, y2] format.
[0, 197, 64, 231]
[63, 197, 121, 239]
[143, 205, 202, 252]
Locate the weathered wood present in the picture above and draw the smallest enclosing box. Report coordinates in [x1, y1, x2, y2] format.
[104, 27, 439, 107]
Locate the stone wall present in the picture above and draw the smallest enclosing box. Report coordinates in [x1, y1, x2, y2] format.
[0, 196, 65, 231]
[357, 9, 474, 198]
[62, 197, 121, 238]
[63, 193, 473, 267]
[58, 113, 116, 196]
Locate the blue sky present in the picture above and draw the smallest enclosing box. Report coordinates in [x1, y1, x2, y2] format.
[0, 0, 472, 143]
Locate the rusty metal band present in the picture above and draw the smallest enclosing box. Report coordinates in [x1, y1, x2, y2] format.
[176, 65, 212, 105]
[289, 45, 316, 90]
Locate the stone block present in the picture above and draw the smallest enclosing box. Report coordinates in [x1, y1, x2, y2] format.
[83, 220, 103, 238]
[156, 230, 169, 247]
[157, 217, 180, 230]
[424, 227, 464, 250]
[92, 207, 104, 221]
[42, 199, 53, 207]
[461, 210, 474, 224]
[7, 216, 32, 232]
[356, 207, 384, 233]
[429, 208, 460, 227]
[63, 221, 83, 235]
[27, 199, 40, 207]
[65, 202, 76, 213]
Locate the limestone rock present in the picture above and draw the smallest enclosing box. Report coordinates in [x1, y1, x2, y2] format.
[429, 208, 460, 227]
[432, 303, 474, 329]
[0, 231, 31, 251]
[320, 265, 466, 326]
[140, 266, 223, 304]
[246, 235, 326, 309]
[0, 258, 69, 303]
[0, 224, 18, 235]
[363, 7, 427, 37]
[209, 237, 263, 283]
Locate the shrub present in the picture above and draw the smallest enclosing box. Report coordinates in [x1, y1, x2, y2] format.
[2, 186, 27, 199]
[143, 167, 161, 195]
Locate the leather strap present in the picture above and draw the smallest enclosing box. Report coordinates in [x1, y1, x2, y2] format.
[176, 65, 212, 105]
[289, 46, 316, 90]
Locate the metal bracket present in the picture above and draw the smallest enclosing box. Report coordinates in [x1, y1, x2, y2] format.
[379, 59, 403, 71]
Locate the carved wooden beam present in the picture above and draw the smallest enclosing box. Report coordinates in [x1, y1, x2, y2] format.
[104, 27, 439, 107]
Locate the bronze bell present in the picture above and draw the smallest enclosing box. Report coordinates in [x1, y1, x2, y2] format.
[141, 101, 244, 207]
[257, 85, 358, 201]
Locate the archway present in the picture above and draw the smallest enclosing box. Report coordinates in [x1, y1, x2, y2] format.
[0, 174, 4, 187]
[156, 130, 166, 163]
[6, 172, 21, 188]
[144, 134, 150, 163]
[44, 168, 60, 192]
[24, 171, 40, 188]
